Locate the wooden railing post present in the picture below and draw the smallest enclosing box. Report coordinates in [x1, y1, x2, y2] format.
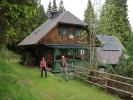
[104, 73, 108, 92]
[131, 87, 133, 99]
[73, 67, 76, 79]
[131, 95, 133, 99]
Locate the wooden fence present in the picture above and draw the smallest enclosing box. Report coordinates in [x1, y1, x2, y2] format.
[68, 64, 133, 99]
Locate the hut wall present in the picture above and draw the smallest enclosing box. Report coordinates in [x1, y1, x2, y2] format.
[40, 26, 87, 44]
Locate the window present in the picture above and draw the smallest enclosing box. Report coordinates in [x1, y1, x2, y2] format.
[80, 49, 85, 55]
[75, 29, 81, 36]
[75, 49, 88, 60]
[59, 25, 81, 36]
[59, 26, 67, 35]
[67, 49, 73, 55]
[55, 49, 60, 55]
[66, 49, 73, 60]
[67, 28, 74, 36]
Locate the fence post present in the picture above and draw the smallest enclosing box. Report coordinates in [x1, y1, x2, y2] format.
[131, 95, 133, 100]
[131, 87, 133, 99]
[104, 73, 108, 92]
[73, 66, 76, 79]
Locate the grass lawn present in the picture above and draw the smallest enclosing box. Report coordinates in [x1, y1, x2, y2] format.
[0, 61, 121, 100]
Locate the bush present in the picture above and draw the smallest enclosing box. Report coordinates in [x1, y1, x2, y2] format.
[117, 56, 133, 78]
[0, 46, 20, 61]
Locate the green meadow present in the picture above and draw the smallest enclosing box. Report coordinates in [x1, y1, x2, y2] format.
[0, 61, 120, 100]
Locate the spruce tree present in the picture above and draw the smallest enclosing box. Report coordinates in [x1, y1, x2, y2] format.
[59, 0, 65, 13]
[0, 0, 47, 49]
[98, 0, 131, 44]
[84, 0, 96, 33]
[47, 1, 52, 18]
[84, 0, 96, 64]
[36, 5, 47, 24]
[117, 32, 133, 77]
[52, 0, 57, 12]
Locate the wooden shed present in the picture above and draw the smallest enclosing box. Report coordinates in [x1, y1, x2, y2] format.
[18, 11, 91, 72]
[96, 35, 125, 68]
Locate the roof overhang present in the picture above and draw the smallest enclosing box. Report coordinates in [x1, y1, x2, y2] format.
[43, 44, 87, 49]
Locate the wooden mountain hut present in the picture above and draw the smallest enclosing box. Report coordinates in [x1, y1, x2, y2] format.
[18, 11, 92, 72]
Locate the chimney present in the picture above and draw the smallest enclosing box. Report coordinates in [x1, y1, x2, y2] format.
[51, 10, 60, 19]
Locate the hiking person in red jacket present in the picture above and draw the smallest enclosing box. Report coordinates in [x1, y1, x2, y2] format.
[60, 55, 68, 80]
[40, 57, 47, 78]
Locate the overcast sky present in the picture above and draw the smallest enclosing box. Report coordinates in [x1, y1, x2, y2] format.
[41, 0, 133, 30]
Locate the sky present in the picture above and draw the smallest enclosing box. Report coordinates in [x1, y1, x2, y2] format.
[41, 0, 133, 30]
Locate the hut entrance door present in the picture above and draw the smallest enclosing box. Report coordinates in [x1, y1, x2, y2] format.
[47, 48, 54, 69]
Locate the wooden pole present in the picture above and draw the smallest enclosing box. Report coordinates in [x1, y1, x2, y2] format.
[104, 73, 108, 92]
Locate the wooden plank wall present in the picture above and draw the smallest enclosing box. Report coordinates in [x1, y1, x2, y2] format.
[40, 26, 88, 44]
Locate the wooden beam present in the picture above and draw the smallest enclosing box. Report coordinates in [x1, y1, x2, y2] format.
[76, 76, 105, 88]
[104, 77, 133, 87]
[104, 85, 133, 96]
[104, 72, 133, 81]
[84, 80, 105, 88]
[75, 71, 103, 80]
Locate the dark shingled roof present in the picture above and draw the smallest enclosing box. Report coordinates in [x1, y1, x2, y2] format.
[97, 35, 120, 51]
[18, 11, 87, 46]
[96, 35, 125, 64]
